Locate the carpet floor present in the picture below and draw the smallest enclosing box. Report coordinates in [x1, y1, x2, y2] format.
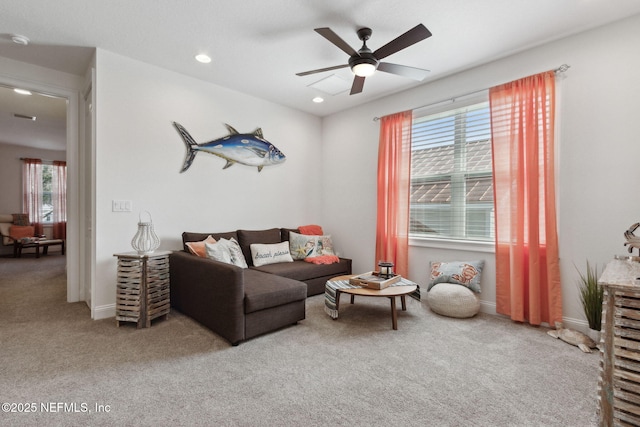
[0, 255, 599, 426]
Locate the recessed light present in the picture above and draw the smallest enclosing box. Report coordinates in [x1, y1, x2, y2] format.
[14, 88, 32, 95]
[11, 34, 30, 46]
[312, 97, 324, 103]
[14, 113, 36, 121]
[195, 54, 211, 64]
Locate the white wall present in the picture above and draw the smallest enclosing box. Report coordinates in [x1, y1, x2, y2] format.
[321, 14, 640, 331]
[93, 49, 323, 316]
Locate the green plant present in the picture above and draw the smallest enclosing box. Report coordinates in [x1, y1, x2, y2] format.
[576, 261, 604, 331]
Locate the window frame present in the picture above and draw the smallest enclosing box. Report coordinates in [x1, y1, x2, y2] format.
[409, 93, 495, 249]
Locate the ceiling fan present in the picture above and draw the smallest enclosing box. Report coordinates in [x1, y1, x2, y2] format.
[296, 24, 432, 95]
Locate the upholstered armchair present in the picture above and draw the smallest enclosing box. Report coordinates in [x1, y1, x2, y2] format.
[0, 214, 37, 247]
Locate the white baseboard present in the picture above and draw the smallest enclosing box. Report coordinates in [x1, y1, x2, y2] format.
[561, 316, 590, 334]
[479, 300, 591, 334]
[479, 300, 497, 315]
[93, 303, 115, 320]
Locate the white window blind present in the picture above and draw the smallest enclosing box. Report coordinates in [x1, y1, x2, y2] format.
[410, 97, 494, 241]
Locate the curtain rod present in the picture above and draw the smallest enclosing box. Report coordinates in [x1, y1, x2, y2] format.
[372, 63, 570, 122]
[19, 157, 65, 163]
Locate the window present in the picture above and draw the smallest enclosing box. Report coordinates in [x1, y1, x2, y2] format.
[22, 159, 66, 225]
[410, 96, 494, 242]
[41, 164, 54, 223]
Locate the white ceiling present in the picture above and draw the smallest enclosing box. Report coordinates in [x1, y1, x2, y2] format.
[0, 85, 67, 151]
[1, 0, 640, 150]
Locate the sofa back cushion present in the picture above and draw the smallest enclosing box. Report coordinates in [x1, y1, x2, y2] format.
[280, 228, 299, 243]
[237, 228, 281, 267]
[182, 231, 238, 252]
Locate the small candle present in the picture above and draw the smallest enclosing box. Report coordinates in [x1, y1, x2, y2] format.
[378, 261, 394, 279]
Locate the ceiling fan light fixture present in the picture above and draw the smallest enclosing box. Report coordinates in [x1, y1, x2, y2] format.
[298, 24, 432, 95]
[352, 62, 376, 77]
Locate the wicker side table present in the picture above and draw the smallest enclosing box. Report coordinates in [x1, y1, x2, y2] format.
[598, 282, 640, 426]
[114, 250, 171, 328]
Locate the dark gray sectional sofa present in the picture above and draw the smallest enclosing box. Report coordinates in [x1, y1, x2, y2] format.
[170, 228, 352, 345]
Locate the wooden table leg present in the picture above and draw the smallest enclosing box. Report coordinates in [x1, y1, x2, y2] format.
[401, 295, 407, 311]
[35, 244, 41, 258]
[390, 297, 398, 330]
[350, 295, 355, 304]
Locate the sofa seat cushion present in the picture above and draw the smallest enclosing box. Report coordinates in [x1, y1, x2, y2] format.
[251, 259, 349, 282]
[243, 269, 307, 314]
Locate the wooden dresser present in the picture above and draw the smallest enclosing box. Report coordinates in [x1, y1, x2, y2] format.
[598, 282, 640, 426]
[114, 251, 171, 328]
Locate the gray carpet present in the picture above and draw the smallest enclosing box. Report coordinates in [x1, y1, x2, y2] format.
[0, 255, 599, 426]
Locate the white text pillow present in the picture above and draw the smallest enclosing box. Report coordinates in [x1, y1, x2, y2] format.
[250, 241, 294, 267]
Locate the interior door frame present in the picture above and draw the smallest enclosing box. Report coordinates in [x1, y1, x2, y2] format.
[80, 72, 96, 312]
[0, 74, 83, 304]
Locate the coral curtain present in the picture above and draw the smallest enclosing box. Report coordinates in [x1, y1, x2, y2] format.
[52, 161, 67, 239]
[375, 110, 412, 277]
[489, 70, 562, 326]
[22, 158, 44, 236]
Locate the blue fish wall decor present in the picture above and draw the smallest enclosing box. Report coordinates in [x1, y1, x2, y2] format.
[173, 122, 286, 173]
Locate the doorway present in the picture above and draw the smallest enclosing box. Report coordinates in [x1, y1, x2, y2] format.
[0, 76, 86, 307]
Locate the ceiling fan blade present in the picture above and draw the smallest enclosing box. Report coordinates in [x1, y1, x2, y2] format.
[296, 64, 349, 76]
[315, 27, 359, 57]
[373, 24, 432, 60]
[350, 76, 365, 95]
[377, 62, 430, 81]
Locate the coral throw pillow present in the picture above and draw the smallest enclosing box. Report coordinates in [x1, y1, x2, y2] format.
[9, 225, 35, 240]
[186, 235, 217, 257]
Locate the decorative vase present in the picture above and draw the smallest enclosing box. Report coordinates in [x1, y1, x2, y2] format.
[131, 211, 160, 255]
[588, 328, 601, 343]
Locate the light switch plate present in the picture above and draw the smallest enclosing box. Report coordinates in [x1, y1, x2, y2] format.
[112, 200, 132, 212]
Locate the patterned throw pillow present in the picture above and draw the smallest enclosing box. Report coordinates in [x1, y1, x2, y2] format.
[205, 241, 232, 264]
[289, 232, 318, 260]
[316, 235, 336, 256]
[204, 238, 248, 268]
[250, 241, 294, 267]
[225, 237, 248, 268]
[12, 213, 30, 226]
[428, 260, 484, 293]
